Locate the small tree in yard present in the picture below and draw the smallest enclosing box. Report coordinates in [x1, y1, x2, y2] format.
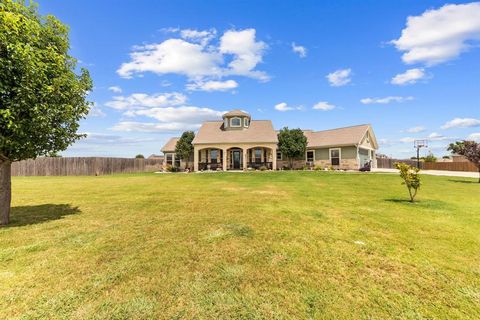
[135, 154, 145, 159]
[0, 1, 92, 225]
[448, 140, 480, 183]
[395, 162, 421, 202]
[278, 127, 308, 169]
[175, 131, 195, 170]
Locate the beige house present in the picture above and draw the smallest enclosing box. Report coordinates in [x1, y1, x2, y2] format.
[161, 109, 378, 171]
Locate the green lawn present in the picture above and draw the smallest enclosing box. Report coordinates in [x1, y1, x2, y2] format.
[1, 172, 479, 319]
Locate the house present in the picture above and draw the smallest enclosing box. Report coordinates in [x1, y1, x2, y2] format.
[160, 109, 378, 171]
[147, 154, 164, 160]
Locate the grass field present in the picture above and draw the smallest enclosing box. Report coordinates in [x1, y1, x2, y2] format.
[1, 172, 479, 319]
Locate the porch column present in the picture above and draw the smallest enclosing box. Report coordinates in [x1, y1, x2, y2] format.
[193, 146, 199, 172]
[222, 148, 228, 171]
[243, 149, 248, 170]
[272, 146, 277, 170]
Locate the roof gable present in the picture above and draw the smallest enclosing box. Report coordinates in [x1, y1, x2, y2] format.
[193, 120, 278, 144]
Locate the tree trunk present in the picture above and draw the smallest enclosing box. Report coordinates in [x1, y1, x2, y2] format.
[0, 160, 12, 225]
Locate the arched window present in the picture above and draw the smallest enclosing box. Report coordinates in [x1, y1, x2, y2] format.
[230, 117, 241, 127]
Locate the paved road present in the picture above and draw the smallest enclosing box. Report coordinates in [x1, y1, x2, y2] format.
[372, 168, 479, 179]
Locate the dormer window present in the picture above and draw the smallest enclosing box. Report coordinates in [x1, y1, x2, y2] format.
[244, 118, 250, 127]
[230, 117, 241, 127]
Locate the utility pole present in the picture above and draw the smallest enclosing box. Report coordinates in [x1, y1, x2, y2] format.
[414, 140, 427, 169]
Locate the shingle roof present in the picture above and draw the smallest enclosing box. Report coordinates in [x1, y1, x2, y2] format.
[222, 109, 250, 118]
[161, 137, 179, 152]
[304, 124, 373, 148]
[192, 120, 278, 144]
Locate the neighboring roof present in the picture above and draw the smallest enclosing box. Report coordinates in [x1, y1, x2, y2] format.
[148, 154, 164, 159]
[193, 120, 278, 144]
[305, 124, 377, 149]
[222, 109, 251, 118]
[161, 137, 179, 152]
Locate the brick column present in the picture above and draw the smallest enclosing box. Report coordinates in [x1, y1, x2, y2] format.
[193, 146, 199, 172]
[223, 149, 228, 171]
[272, 147, 277, 170]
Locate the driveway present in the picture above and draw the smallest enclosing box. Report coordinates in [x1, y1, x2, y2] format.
[372, 168, 479, 179]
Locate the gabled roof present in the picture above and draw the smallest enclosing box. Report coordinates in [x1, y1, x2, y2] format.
[161, 137, 179, 152]
[305, 124, 378, 149]
[222, 109, 250, 118]
[192, 120, 278, 144]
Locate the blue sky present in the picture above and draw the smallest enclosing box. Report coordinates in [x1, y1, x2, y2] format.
[37, 0, 480, 158]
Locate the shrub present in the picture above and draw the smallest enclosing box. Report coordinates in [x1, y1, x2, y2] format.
[328, 165, 335, 171]
[314, 165, 323, 171]
[259, 165, 267, 171]
[135, 154, 145, 159]
[394, 162, 421, 202]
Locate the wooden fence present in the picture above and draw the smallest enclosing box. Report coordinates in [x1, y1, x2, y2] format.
[376, 158, 478, 172]
[424, 161, 478, 172]
[376, 158, 424, 169]
[12, 157, 164, 176]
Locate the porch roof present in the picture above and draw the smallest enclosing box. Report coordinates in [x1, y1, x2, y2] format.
[193, 120, 278, 144]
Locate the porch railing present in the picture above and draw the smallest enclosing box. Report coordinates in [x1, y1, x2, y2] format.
[198, 162, 223, 171]
[247, 162, 273, 170]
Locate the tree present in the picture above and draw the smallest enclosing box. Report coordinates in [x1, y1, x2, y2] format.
[278, 127, 307, 169]
[175, 131, 195, 170]
[394, 162, 421, 202]
[135, 154, 145, 159]
[424, 152, 437, 163]
[0, 1, 92, 225]
[448, 140, 480, 183]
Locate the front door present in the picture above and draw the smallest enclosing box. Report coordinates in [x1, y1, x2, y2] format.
[233, 150, 241, 169]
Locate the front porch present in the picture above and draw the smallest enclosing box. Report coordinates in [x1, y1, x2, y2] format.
[194, 145, 277, 171]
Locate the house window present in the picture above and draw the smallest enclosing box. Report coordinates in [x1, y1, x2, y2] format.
[174, 156, 180, 168]
[306, 150, 314, 162]
[230, 117, 241, 127]
[276, 151, 282, 160]
[166, 153, 173, 165]
[254, 149, 262, 163]
[210, 149, 218, 163]
[244, 118, 250, 127]
[330, 148, 340, 166]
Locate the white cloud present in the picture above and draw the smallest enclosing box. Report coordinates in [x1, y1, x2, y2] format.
[186, 79, 238, 92]
[108, 86, 122, 93]
[88, 103, 106, 117]
[392, 3, 480, 65]
[274, 102, 293, 112]
[405, 126, 426, 133]
[399, 137, 416, 143]
[180, 28, 217, 46]
[118, 28, 269, 83]
[467, 133, 480, 141]
[124, 106, 223, 124]
[105, 92, 187, 110]
[312, 101, 336, 111]
[391, 68, 427, 85]
[83, 133, 155, 145]
[219, 29, 269, 81]
[291, 43, 307, 58]
[117, 39, 222, 79]
[111, 122, 202, 133]
[441, 118, 480, 129]
[428, 132, 450, 141]
[360, 96, 414, 104]
[326, 69, 352, 87]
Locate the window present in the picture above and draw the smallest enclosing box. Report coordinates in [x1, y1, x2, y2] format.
[276, 151, 282, 160]
[330, 148, 340, 166]
[223, 118, 228, 128]
[166, 153, 173, 165]
[244, 118, 250, 127]
[210, 149, 218, 163]
[254, 149, 262, 163]
[306, 151, 314, 162]
[174, 157, 181, 168]
[230, 117, 241, 127]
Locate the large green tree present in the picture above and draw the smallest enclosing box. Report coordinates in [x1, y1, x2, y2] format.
[0, 0, 92, 225]
[448, 140, 480, 183]
[175, 131, 195, 170]
[277, 127, 307, 169]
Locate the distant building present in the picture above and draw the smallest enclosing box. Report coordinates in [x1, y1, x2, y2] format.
[147, 154, 164, 160]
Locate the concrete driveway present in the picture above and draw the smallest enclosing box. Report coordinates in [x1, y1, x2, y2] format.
[372, 168, 479, 179]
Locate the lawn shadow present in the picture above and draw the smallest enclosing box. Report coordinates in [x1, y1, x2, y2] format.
[448, 179, 478, 184]
[384, 198, 448, 209]
[7, 204, 80, 227]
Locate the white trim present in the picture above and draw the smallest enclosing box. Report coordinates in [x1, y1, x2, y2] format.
[244, 118, 250, 127]
[329, 148, 341, 165]
[230, 117, 242, 127]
